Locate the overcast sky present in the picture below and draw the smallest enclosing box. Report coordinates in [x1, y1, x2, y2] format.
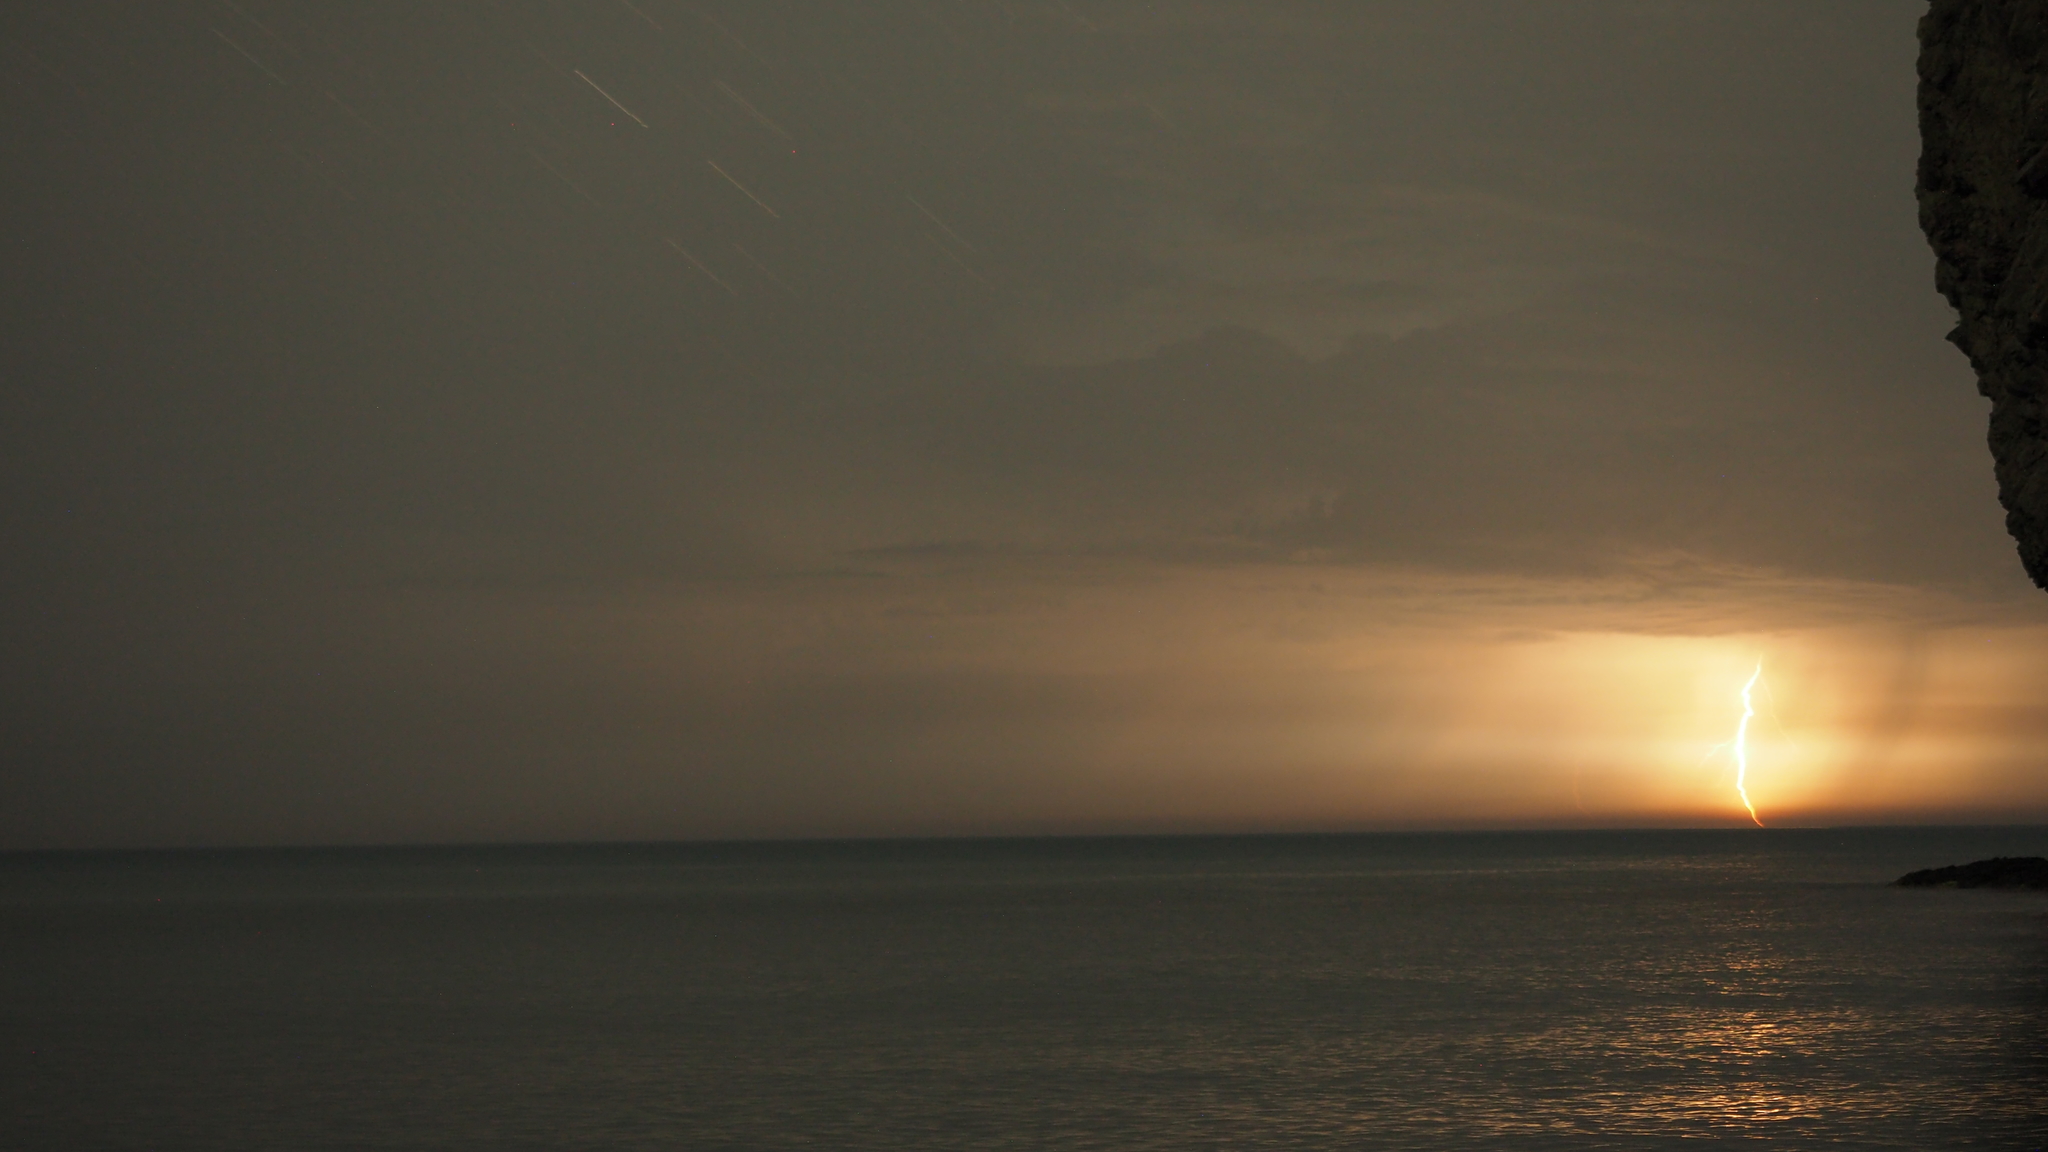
[7, 0, 2046, 849]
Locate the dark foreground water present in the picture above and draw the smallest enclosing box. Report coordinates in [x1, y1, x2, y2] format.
[4, 828, 2048, 1150]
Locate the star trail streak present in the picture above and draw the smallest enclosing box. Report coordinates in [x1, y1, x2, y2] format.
[574, 69, 647, 126]
[667, 238, 739, 296]
[707, 160, 779, 217]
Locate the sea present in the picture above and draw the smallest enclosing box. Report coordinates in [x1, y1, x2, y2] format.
[3, 827, 2047, 1150]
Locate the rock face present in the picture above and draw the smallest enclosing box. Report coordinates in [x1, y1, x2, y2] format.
[1919, 0, 2048, 587]
[1895, 855, 2048, 888]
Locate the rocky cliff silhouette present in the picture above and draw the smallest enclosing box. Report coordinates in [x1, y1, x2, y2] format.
[1917, 3, 2048, 884]
[1921, 0, 2048, 586]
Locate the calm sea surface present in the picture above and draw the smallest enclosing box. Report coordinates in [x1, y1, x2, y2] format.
[4, 828, 2047, 1150]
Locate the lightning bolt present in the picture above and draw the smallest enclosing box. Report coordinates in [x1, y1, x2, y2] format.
[1732, 662, 1764, 827]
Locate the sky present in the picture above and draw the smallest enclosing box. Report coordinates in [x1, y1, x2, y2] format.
[7, 0, 2048, 849]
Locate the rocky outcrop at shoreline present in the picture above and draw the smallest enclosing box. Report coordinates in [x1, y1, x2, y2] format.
[1894, 856, 2048, 888]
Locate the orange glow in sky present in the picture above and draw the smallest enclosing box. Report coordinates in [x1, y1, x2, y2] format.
[714, 561, 2048, 836]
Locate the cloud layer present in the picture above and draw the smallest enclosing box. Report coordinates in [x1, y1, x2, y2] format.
[4, 0, 2039, 847]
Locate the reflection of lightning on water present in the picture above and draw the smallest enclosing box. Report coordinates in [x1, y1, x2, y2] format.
[1733, 662, 1764, 827]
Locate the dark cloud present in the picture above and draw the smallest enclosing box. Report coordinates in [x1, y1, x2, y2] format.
[5, 0, 2039, 847]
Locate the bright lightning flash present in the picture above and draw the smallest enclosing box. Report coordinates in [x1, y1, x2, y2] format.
[1732, 662, 1764, 827]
